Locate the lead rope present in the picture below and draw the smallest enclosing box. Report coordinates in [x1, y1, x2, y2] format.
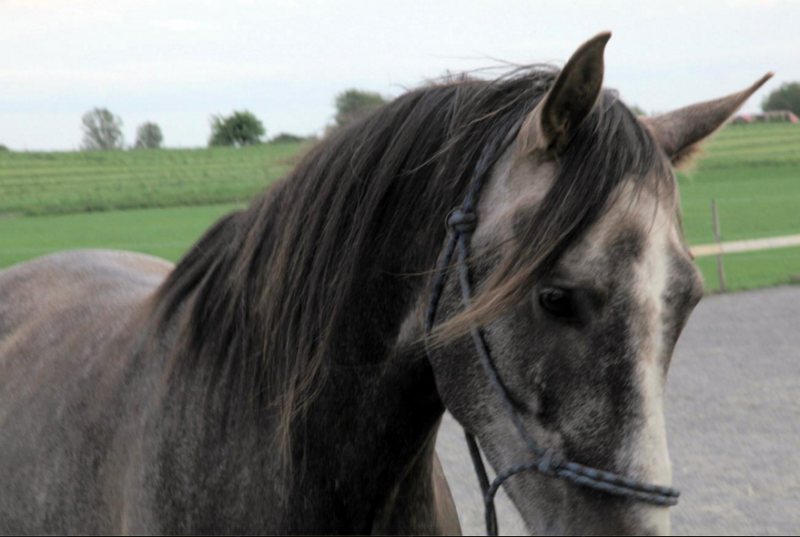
[423, 123, 679, 536]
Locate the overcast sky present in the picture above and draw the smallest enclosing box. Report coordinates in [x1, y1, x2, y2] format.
[0, 0, 796, 150]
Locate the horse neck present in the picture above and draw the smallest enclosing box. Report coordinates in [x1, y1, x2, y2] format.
[149, 181, 450, 532]
[291, 323, 446, 532]
[281, 240, 448, 530]
[261, 207, 448, 531]
[275, 177, 454, 528]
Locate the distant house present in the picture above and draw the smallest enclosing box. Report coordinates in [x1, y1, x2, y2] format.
[732, 110, 799, 124]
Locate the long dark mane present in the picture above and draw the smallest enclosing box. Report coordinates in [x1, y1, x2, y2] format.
[153, 66, 667, 455]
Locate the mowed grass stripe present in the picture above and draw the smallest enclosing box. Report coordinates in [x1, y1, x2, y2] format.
[0, 149, 295, 170]
[0, 166, 283, 194]
[0, 160, 290, 184]
[1, 178, 278, 210]
[2, 185, 268, 216]
[707, 138, 800, 153]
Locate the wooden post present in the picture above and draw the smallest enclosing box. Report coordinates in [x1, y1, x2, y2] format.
[711, 199, 727, 292]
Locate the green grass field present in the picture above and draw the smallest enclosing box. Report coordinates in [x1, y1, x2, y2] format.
[676, 123, 800, 291]
[679, 123, 800, 246]
[0, 204, 241, 269]
[1, 123, 799, 292]
[0, 143, 298, 216]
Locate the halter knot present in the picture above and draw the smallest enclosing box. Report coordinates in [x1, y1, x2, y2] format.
[537, 449, 564, 477]
[447, 208, 478, 234]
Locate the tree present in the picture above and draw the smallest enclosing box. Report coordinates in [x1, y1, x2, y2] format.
[135, 122, 164, 149]
[209, 111, 265, 147]
[0, 144, 8, 152]
[81, 108, 124, 150]
[334, 89, 388, 127]
[762, 82, 800, 116]
[270, 132, 305, 144]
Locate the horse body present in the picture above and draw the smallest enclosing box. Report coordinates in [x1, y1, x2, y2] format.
[0, 32, 771, 535]
[0, 248, 459, 534]
[0, 251, 168, 532]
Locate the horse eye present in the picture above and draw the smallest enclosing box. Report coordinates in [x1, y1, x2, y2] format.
[539, 287, 578, 321]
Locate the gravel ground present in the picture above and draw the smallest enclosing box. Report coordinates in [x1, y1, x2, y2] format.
[436, 285, 800, 535]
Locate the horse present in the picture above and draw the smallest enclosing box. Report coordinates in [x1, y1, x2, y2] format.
[0, 32, 771, 535]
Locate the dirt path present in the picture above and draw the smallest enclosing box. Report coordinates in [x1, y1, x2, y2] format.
[436, 285, 800, 535]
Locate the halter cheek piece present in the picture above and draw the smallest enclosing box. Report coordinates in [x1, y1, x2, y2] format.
[423, 122, 679, 536]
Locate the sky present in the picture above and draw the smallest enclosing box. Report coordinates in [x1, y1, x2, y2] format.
[0, 0, 797, 150]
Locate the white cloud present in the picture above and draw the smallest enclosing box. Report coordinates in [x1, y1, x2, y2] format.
[0, 60, 286, 92]
[0, 0, 124, 22]
[1, 0, 94, 9]
[726, 0, 779, 6]
[150, 19, 205, 33]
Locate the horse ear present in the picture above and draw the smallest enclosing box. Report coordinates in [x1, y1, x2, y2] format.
[643, 73, 773, 167]
[519, 31, 611, 154]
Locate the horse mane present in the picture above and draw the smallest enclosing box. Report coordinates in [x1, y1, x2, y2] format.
[152, 65, 668, 458]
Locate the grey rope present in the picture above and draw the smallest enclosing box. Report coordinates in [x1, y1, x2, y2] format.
[423, 122, 679, 536]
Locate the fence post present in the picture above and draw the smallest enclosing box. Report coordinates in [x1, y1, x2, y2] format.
[711, 199, 726, 292]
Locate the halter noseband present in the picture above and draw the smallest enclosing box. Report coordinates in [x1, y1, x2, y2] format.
[423, 123, 679, 536]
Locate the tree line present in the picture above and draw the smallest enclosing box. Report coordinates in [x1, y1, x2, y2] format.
[78, 89, 388, 152]
[762, 82, 800, 117]
[17, 82, 800, 152]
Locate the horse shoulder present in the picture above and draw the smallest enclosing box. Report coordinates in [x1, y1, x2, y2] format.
[0, 249, 173, 534]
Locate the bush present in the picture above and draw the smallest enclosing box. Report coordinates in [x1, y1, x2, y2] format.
[135, 122, 164, 149]
[209, 111, 265, 147]
[762, 82, 800, 116]
[334, 89, 388, 127]
[81, 108, 124, 151]
[270, 133, 305, 144]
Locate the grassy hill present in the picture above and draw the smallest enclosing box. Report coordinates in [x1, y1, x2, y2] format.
[1, 124, 798, 291]
[0, 143, 299, 216]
